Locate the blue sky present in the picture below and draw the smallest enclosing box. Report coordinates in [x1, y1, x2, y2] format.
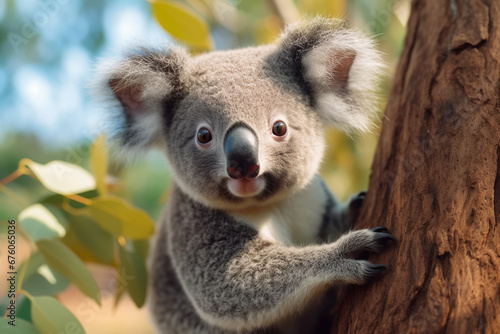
[0, 0, 170, 147]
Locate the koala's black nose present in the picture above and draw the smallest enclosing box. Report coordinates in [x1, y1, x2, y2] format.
[224, 124, 260, 179]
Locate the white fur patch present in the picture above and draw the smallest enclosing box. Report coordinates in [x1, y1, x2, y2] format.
[233, 175, 328, 246]
[285, 19, 386, 133]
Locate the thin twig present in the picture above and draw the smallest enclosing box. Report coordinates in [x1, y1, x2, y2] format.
[65, 194, 92, 206]
[0, 168, 25, 186]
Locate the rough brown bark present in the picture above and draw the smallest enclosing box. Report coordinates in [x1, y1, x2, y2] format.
[334, 0, 500, 333]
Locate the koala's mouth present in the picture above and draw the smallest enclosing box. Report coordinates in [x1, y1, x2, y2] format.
[227, 177, 266, 198]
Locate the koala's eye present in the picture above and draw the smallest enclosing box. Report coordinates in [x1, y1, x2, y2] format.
[197, 128, 212, 144]
[272, 121, 287, 137]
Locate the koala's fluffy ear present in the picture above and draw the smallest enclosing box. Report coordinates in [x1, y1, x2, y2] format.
[91, 46, 188, 154]
[279, 18, 384, 133]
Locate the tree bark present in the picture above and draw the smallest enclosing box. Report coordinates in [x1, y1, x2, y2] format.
[334, 0, 500, 333]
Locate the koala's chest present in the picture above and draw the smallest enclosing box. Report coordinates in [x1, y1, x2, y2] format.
[231, 177, 329, 246]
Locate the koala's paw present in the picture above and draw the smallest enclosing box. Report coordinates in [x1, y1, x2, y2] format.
[332, 227, 396, 284]
[336, 227, 397, 256]
[340, 260, 388, 284]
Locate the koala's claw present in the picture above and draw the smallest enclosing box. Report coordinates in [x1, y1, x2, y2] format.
[369, 227, 397, 252]
[369, 227, 397, 247]
[369, 226, 389, 233]
[374, 232, 397, 250]
[364, 264, 387, 281]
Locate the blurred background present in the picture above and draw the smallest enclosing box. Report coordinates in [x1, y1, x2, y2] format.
[0, 0, 409, 332]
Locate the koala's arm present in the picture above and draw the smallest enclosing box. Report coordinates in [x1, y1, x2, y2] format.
[167, 189, 393, 332]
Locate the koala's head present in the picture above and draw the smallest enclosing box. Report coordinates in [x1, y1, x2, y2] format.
[93, 18, 383, 210]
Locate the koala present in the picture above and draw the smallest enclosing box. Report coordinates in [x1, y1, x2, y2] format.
[93, 18, 395, 334]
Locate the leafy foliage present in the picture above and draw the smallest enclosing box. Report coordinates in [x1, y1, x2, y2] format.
[30, 295, 85, 334]
[1, 136, 154, 333]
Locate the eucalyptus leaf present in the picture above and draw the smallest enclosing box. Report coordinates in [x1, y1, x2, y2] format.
[30, 296, 85, 334]
[132, 239, 150, 260]
[118, 245, 148, 308]
[16, 252, 45, 292]
[68, 214, 114, 264]
[151, 0, 213, 51]
[37, 239, 100, 305]
[61, 226, 106, 264]
[19, 204, 66, 241]
[17, 295, 32, 323]
[22, 266, 70, 297]
[16, 252, 70, 296]
[0, 317, 40, 334]
[87, 196, 155, 239]
[22, 159, 96, 195]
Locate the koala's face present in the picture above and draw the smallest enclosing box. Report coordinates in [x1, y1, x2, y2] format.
[94, 19, 383, 210]
[162, 47, 325, 209]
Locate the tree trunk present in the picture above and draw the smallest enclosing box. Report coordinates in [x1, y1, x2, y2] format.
[334, 0, 500, 333]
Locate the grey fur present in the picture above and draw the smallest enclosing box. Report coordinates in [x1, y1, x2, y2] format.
[92, 18, 392, 333]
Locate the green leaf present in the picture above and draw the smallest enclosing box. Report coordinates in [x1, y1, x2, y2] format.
[30, 296, 85, 334]
[17, 252, 45, 292]
[118, 245, 148, 308]
[132, 239, 150, 260]
[61, 224, 111, 265]
[22, 159, 96, 195]
[37, 239, 100, 305]
[151, 0, 213, 51]
[17, 295, 32, 322]
[17, 252, 70, 296]
[90, 134, 108, 195]
[87, 196, 155, 239]
[68, 214, 114, 264]
[22, 266, 70, 297]
[0, 317, 40, 334]
[19, 204, 67, 241]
